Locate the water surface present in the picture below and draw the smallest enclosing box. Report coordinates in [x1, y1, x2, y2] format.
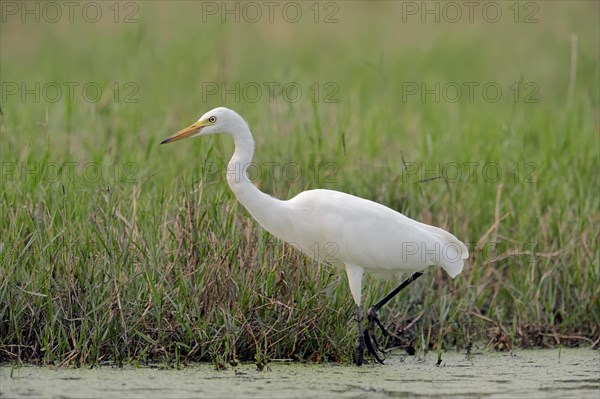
[2, 349, 598, 398]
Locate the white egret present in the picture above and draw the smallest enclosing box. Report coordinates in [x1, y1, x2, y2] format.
[161, 107, 469, 365]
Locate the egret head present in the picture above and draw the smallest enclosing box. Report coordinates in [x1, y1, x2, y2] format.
[161, 107, 247, 144]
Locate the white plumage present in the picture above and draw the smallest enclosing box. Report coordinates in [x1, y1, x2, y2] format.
[162, 107, 469, 365]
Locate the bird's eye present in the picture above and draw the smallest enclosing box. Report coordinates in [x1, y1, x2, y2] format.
[208, 116, 217, 123]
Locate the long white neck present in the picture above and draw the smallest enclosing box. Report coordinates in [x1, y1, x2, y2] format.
[225, 125, 288, 238]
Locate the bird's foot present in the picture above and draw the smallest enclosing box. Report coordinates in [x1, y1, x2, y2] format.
[358, 326, 385, 365]
[364, 330, 385, 364]
[364, 307, 388, 364]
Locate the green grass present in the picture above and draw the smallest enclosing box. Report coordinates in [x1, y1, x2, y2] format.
[1, 2, 598, 366]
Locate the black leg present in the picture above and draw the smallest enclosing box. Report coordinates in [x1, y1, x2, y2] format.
[365, 272, 424, 361]
[356, 305, 365, 366]
[372, 272, 424, 314]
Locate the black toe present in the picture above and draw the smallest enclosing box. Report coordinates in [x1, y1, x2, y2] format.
[364, 330, 385, 364]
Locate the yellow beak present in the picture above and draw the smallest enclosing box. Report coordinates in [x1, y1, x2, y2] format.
[161, 119, 212, 144]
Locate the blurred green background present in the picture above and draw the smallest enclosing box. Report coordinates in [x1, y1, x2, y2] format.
[1, 1, 598, 365]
